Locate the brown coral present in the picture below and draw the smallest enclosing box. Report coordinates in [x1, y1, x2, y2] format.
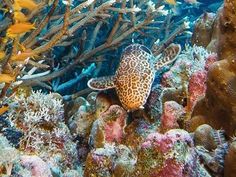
[191, 12, 216, 48]
[192, 0, 236, 136]
[224, 141, 236, 177]
[194, 124, 217, 150]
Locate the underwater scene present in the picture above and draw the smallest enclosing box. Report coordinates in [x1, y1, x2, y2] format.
[1, 0, 236, 176]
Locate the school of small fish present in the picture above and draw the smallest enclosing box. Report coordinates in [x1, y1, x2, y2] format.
[0, 0, 39, 83]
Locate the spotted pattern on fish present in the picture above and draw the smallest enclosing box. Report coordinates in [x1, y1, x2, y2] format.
[113, 44, 155, 110]
[155, 43, 181, 70]
[88, 43, 181, 111]
[88, 76, 116, 90]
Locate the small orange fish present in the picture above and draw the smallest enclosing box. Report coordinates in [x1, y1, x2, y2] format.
[0, 74, 15, 83]
[15, 0, 38, 10]
[7, 22, 36, 38]
[14, 11, 28, 22]
[13, 2, 22, 11]
[165, 0, 177, 5]
[0, 105, 9, 115]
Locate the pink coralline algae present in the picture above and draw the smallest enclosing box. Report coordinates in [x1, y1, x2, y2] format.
[141, 129, 193, 152]
[204, 53, 218, 70]
[102, 105, 127, 143]
[153, 158, 185, 177]
[134, 129, 207, 177]
[188, 70, 207, 110]
[20, 155, 52, 177]
[89, 105, 127, 148]
[161, 45, 211, 88]
[160, 101, 185, 132]
[188, 53, 217, 110]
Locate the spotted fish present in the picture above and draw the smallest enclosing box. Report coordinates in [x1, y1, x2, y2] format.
[88, 43, 181, 111]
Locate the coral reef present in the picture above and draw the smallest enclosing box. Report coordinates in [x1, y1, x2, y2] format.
[84, 129, 211, 177]
[84, 144, 136, 177]
[20, 155, 52, 177]
[0, 111, 23, 147]
[133, 129, 209, 177]
[191, 12, 216, 50]
[161, 45, 210, 88]
[192, 0, 236, 136]
[194, 124, 217, 150]
[196, 143, 229, 176]
[7, 90, 78, 174]
[0, 135, 19, 176]
[0, 0, 235, 176]
[160, 101, 184, 132]
[188, 70, 207, 110]
[145, 84, 164, 120]
[89, 105, 127, 148]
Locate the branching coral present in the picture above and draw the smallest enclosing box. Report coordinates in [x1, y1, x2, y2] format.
[0, 0, 189, 100]
[7, 90, 77, 173]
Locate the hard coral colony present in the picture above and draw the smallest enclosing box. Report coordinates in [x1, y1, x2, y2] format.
[0, 0, 235, 177]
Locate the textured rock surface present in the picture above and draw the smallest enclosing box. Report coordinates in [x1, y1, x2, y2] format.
[84, 144, 136, 177]
[20, 155, 52, 177]
[160, 101, 184, 132]
[188, 71, 207, 111]
[191, 12, 216, 48]
[133, 129, 208, 177]
[192, 0, 236, 136]
[89, 105, 127, 148]
[224, 141, 236, 177]
[194, 124, 217, 150]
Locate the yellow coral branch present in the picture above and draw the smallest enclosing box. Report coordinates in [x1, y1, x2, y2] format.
[22, 0, 59, 48]
[32, 0, 71, 55]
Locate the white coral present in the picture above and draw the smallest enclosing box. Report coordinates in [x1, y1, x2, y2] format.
[13, 90, 64, 125]
[0, 135, 19, 165]
[8, 90, 65, 153]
